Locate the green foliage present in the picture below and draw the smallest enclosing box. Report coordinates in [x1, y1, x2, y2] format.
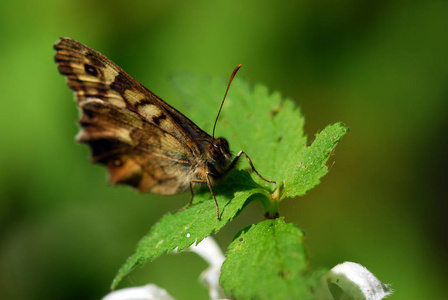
[282, 123, 349, 200]
[112, 74, 348, 297]
[220, 218, 324, 300]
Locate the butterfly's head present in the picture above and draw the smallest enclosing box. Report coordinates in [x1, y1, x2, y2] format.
[208, 137, 232, 166]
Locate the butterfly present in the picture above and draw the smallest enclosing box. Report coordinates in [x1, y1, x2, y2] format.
[54, 37, 275, 220]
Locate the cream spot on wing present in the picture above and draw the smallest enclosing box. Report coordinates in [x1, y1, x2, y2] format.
[71, 62, 84, 71]
[138, 104, 163, 118]
[103, 68, 120, 84]
[124, 89, 145, 104]
[78, 74, 101, 82]
[107, 91, 127, 107]
[110, 127, 133, 144]
[76, 123, 133, 145]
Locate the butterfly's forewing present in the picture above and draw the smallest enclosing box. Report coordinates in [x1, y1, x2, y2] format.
[54, 38, 211, 194]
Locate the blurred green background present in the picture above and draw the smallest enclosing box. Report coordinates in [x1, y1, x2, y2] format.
[1, 0, 447, 299]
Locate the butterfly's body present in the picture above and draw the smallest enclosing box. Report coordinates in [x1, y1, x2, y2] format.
[55, 38, 272, 219]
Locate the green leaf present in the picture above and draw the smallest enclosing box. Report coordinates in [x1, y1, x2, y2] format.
[111, 170, 271, 289]
[220, 218, 323, 300]
[282, 122, 349, 200]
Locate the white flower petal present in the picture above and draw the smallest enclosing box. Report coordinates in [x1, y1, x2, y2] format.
[315, 261, 393, 300]
[102, 284, 176, 300]
[189, 236, 225, 268]
[189, 237, 228, 300]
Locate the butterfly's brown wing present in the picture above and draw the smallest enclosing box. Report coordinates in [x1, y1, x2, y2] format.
[54, 38, 211, 194]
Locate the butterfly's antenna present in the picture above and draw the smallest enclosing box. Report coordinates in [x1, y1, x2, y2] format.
[212, 64, 242, 140]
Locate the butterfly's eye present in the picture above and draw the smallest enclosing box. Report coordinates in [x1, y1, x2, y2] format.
[210, 138, 231, 162]
[209, 145, 220, 159]
[215, 138, 230, 153]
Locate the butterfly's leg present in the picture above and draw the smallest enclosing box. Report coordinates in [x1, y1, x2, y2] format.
[206, 173, 221, 221]
[187, 177, 220, 220]
[188, 182, 195, 207]
[229, 151, 276, 184]
[178, 182, 197, 212]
